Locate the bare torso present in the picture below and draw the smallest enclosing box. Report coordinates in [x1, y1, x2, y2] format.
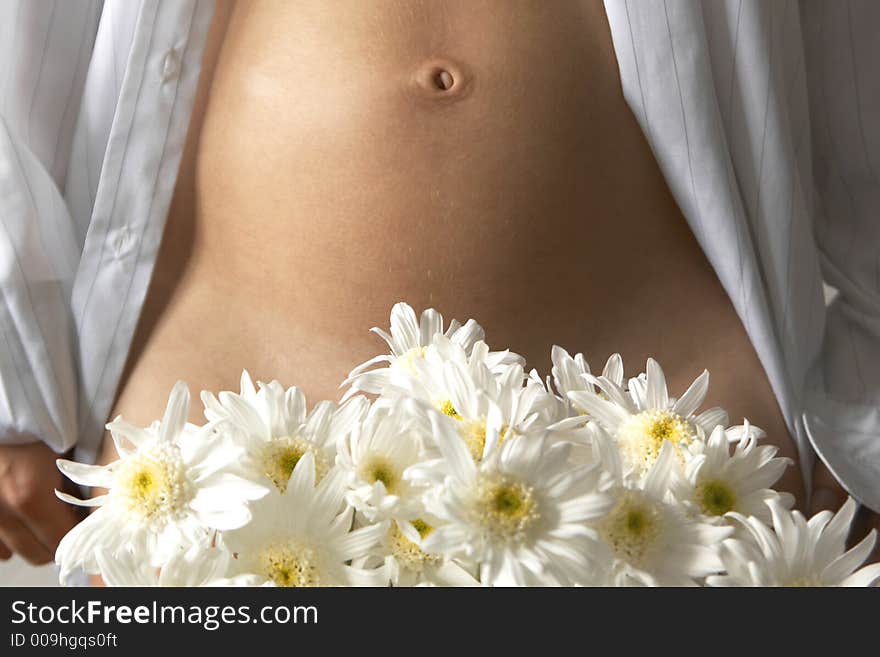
[100, 0, 802, 500]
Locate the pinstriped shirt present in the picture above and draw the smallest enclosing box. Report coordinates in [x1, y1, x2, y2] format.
[0, 0, 212, 465]
[0, 0, 878, 510]
[605, 0, 880, 510]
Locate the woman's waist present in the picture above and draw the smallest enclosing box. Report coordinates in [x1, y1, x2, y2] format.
[105, 251, 794, 491]
[121, 232, 759, 408]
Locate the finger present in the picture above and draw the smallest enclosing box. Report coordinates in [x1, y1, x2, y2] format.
[15, 491, 81, 553]
[0, 539, 11, 560]
[0, 512, 52, 565]
[810, 460, 848, 515]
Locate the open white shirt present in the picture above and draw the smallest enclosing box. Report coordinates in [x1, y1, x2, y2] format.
[1, 0, 879, 510]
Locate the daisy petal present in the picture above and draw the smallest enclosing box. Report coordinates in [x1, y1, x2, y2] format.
[566, 391, 628, 431]
[56, 459, 114, 488]
[335, 521, 388, 561]
[672, 370, 709, 418]
[696, 407, 729, 433]
[159, 381, 190, 443]
[419, 308, 443, 345]
[822, 530, 876, 584]
[390, 302, 419, 354]
[429, 412, 475, 483]
[55, 490, 109, 507]
[602, 353, 624, 386]
[645, 359, 669, 410]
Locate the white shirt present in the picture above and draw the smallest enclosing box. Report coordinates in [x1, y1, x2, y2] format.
[0, 0, 212, 465]
[1, 0, 878, 510]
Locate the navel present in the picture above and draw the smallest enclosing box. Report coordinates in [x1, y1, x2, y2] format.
[433, 69, 455, 91]
[412, 58, 473, 102]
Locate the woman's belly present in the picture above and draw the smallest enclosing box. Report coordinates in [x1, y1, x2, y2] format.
[103, 1, 802, 500]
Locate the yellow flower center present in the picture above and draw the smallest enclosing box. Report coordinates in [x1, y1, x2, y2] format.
[439, 401, 494, 461]
[599, 491, 662, 566]
[392, 346, 428, 375]
[411, 519, 434, 539]
[113, 444, 191, 523]
[460, 420, 487, 461]
[696, 479, 737, 516]
[362, 457, 399, 493]
[617, 409, 694, 473]
[258, 540, 321, 587]
[389, 521, 440, 572]
[498, 424, 513, 445]
[472, 476, 539, 542]
[262, 436, 327, 492]
[439, 400, 460, 419]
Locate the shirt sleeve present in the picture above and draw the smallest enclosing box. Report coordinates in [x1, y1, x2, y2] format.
[603, 0, 880, 512]
[0, 118, 80, 452]
[798, 0, 880, 513]
[0, 0, 101, 452]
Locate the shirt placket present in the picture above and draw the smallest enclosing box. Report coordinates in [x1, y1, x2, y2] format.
[71, 0, 215, 464]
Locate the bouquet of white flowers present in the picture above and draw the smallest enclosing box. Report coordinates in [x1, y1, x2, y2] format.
[54, 303, 880, 587]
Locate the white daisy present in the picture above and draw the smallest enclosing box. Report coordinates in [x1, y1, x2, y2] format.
[566, 358, 728, 475]
[392, 341, 552, 464]
[336, 400, 427, 521]
[493, 360, 560, 435]
[707, 498, 880, 587]
[344, 302, 522, 396]
[375, 518, 479, 587]
[420, 411, 613, 586]
[551, 347, 623, 402]
[671, 422, 794, 523]
[544, 349, 625, 454]
[95, 544, 262, 587]
[54, 382, 268, 584]
[589, 428, 732, 586]
[202, 371, 368, 492]
[401, 357, 504, 462]
[223, 452, 388, 587]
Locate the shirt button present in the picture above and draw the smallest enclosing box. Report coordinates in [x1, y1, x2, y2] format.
[112, 225, 134, 259]
[161, 49, 180, 82]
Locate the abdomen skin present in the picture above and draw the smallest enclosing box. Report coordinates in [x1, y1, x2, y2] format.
[104, 0, 802, 503]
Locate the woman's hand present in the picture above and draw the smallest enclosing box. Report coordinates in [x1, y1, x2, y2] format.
[0, 442, 81, 564]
